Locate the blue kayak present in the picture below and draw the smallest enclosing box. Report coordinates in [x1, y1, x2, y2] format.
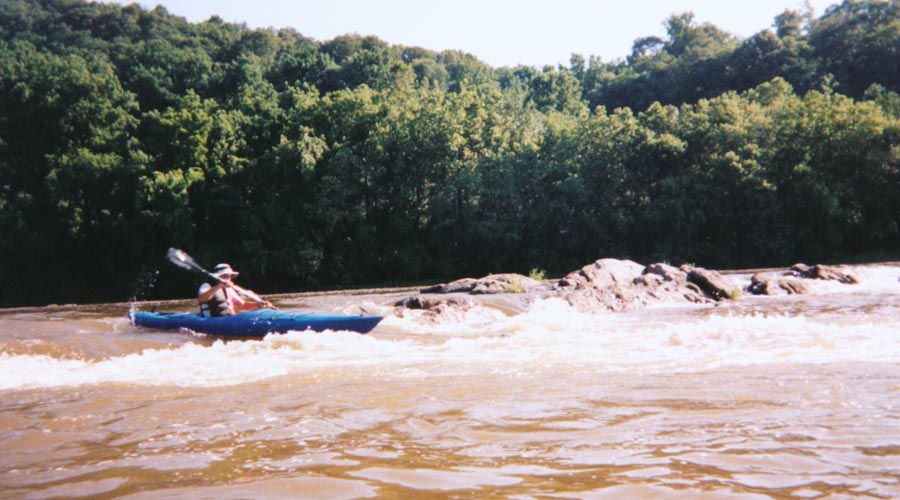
[130, 309, 382, 336]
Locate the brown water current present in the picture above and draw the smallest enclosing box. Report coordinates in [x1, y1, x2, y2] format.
[1, 265, 900, 499]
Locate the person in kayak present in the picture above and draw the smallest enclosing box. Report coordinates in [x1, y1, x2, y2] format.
[197, 263, 272, 317]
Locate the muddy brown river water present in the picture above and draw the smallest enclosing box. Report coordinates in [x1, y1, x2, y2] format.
[2, 265, 900, 499]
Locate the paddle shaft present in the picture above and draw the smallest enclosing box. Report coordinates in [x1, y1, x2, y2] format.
[166, 248, 273, 308]
[210, 277, 269, 307]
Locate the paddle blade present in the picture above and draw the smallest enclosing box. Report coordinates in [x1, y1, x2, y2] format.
[166, 248, 204, 273]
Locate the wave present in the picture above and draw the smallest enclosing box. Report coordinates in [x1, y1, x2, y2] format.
[3, 297, 900, 391]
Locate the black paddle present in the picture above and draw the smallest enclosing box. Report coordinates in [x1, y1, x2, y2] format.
[166, 248, 275, 308]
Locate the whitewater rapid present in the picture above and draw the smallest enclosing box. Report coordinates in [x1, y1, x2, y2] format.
[3, 264, 900, 499]
[2, 264, 898, 391]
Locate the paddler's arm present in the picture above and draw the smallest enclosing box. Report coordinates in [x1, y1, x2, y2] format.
[230, 289, 274, 310]
[197, 281, 227, 303]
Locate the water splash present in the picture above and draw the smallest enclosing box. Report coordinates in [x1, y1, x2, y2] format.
[4, 264, 898, 391]
[128, 267, 160, 317]
[4, 303, 900, 391]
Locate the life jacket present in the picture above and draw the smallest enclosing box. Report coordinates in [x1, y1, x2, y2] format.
[200, 285, 233, 317]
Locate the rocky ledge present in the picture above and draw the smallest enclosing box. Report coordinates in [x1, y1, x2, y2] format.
[396, 259, 862, 316]
[747, 263, 859, 295]
[550, 259, 736, 313]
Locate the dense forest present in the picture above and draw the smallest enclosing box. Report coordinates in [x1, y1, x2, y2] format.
[1, 0, 899, 306]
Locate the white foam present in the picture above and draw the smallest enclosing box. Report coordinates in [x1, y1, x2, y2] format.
[730, 264, 900, 294]
[850, 264, 900, 291]
[3, 299, 900, 391]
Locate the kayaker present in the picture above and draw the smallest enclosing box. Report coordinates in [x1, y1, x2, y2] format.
[197, 263, 272, 317]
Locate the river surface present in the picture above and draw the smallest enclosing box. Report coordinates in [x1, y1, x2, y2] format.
[2, 265, 900, 499]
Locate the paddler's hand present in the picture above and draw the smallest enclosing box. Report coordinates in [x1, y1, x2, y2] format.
[255, 299, 275, 309]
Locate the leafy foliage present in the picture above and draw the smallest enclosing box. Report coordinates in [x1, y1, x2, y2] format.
[1, 0, 899, 306]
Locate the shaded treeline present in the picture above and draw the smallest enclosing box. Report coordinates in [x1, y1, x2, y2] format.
[1, 0, 899, 306]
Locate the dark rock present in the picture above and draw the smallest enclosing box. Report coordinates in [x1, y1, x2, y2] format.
[747, 263, 860, 296]
[642, 262, 687, 282]
[549, 258, 731, 313]
[790, 263, 859, 284]
[401, 257, 742, 317]
[395, 295, 478, 312]
[748, 273, 811, 295]
[790, 263, 809, 274]
[553, 259, 656, 313]
[421, 273, 541, 295]
[560, 284, 648, 313]
[419, 279, 477, 294]
[684, 266, 735, 300]
[685, 282, 704, 295]
[633, 273, 665, 288]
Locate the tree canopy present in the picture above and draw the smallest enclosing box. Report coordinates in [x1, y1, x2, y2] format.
[1, 0, 899, 306]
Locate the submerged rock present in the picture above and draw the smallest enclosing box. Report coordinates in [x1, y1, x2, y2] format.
[789, 263, 860, 284]
[748, 273, 811, 295]
[747, 263, 860, 296]
[395, 295, 479, 312]
[392, 294, 500, 324]
[420, 273, 542, 295]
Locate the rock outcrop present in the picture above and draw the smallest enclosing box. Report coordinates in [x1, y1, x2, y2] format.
[402, 258, 738, 315]
[556, 258, 645, 289]
[396, 258, 864, 316]
[419, 273, 543, 295]
[747, 263, 860, 295]
[550, 259, 735, 313]
[685, 267, 736, 300]
[748, 273, 811, 295]
[789, 263, 859, 284]
[395, 295, 480, 313]
[400, 274, 544, 318]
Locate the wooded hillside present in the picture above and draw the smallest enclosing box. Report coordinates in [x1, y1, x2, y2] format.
[1, 0, 899, 306]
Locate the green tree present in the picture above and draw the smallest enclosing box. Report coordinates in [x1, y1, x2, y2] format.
[808, 0, 900, 97]
[0, 40, 145, 304]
